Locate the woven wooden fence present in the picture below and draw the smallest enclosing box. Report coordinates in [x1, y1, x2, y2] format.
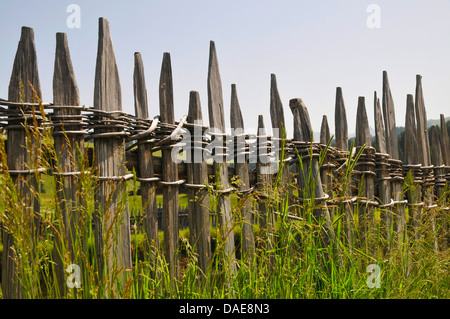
[0, 18, 449, 298]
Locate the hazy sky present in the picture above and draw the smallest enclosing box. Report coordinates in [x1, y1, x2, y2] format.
[1, 0, 450, 140]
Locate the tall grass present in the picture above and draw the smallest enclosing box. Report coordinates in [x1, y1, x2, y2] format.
[0, 90, 449, 299]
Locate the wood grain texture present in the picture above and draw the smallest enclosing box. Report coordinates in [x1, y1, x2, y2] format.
[256, 114, 275, 265]
[415, 75, 431, 166]
[290, 98, 333, 244]
[207, 41, 236, 271]
[269, 73, 292, 212]
[355, 97, 371, 147]
[270, 73, 286, 138]
[187, 90, 211, 274]
[354, 97, 374, 244]
[382, 71, 399, 160]
[374, 91, 387, 155]
[93, 17, 132, 288]
[404, 94, 418, 165]
[3, 26, 41, 299]
[320, 115, 331, 145]
[52, 32, 83, 296]
[159, 52, 180, 279]
[230, 84, 255, 259]
[320, 115, 333, 197]
[133, 52, 158, 254]
[334, 87, 348, 151]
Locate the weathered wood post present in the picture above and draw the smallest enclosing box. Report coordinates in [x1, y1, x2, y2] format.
[334, 87, 354, 245]
[133, 52, 159, 256]
[92, 17, 132, 290]
[256, 114, 275, 264]
[207, 41, 236, 272]
[186, 90, 211, 275]
[373, 91, 392, 241]
[230, 84, 255, 260]
[335, 87, 348, 151]
[414, 74, 438, 252]
[430, 125, 445, 250]
[2, 26, 41, 299]
[439, 114, 450, 249]
[290, 98, 333, 245]
[354, 97, 376, 248]
[270, 74, 292, 212]
[52, 32, 84, 296]
[403, 94, 422, 241]
[159, 52, 180, 279]
[382, 71, 406, 240]
[320, 115, 334, 201]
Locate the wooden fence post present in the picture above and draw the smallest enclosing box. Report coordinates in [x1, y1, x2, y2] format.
[439, 114, 450, 250]
[92, 17, 132, 290]
[52, 32, 84, 296]
[230, 84, 255, 260]
[186, 90, 211, 275]
[290, 98, 333, 245]
[415, 74, 438, 252]
[256, 114, 275, 263]
[373, 91, 392, 240]
[354, 97, 376, 248]
[207, 41, 236, 273]
[334, 87, 354, 245]
[159, 52, 180, 280]
[320, 115, 334, 201]
[382, 71, 406, 241]
[403, 94, 422, 241]
[270, 74, 292, 211]
[133, 52, 159, 256]
[2, 26, 41, 299]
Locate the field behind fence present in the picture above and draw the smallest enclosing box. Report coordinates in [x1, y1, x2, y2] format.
[0, 17, 449, 299]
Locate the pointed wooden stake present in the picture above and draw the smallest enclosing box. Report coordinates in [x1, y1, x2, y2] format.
[334, 87, 348, 151]
[374, 90, 392, 238]
[320, 115, 333, 196]
[207, 41, 236, 272]
[430, 125, 443, 167]
[159, 52, 180, 279]
[269, 73, 292, 212]
[382, 71, 406, 243]
[414, 75, 437, 251]
[93, 17, 132, 290]
[133, 52, 159, 256]
[320, 115, 331, 145]
[256, 114, 275, 265]
[404, 94, 421, 241]
[52, 32, 83, 296]
[270, 73, 286, 138]
[186, 90, 211, 274]
[415, 75, 431, 166]
[382, 71, 399, 160]
[354, 97, 375, 247]
[290, 98, 333, 245]
[355, 97, 371, 147]
[374, 91, 387, 155]
[3, 25, 41, 299]
[230, 84, 255, 260]
[404, 94, 419, 165]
